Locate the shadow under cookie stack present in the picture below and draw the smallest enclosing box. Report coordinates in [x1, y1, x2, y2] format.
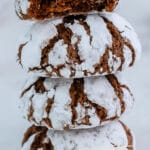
[15, 0, 141, 149]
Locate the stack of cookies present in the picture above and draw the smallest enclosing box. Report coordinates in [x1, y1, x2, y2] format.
[15, 0, 141, 149]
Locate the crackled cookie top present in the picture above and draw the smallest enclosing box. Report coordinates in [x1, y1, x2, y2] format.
[21, 121, 134, 150]
[18, 13, 141, 78]
[15, 0, 119, 20]
[20, 74, 134, 130]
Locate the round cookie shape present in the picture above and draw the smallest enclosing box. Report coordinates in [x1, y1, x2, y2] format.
[15, 0, 119, 20]
[20, 74, 134, 130]
[21, 121, 134, 150]
[18, 13, 141, 78]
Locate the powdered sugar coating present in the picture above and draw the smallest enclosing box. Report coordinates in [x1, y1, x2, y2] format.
[18, 13, 141, 78]
[101, 12, 141, 61]
[21, 121, 133, 150]
[20, 74, 134, 130]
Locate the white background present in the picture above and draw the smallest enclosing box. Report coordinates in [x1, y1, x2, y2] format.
[0, 0, 150, 149]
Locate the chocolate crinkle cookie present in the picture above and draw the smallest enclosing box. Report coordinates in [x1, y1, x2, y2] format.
[21, 121, 134, 150]
[18, 13, 141, 78]
[20, 74, 134, 130]
[15, 0, 119, 20]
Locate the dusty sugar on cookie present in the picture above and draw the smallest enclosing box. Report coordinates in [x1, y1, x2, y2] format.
[15, 0, 119, 20]
[18, 13, 141, 78]
[21, 121, 135, 150]
[20, 74, 134, 130]
[14, 0, 141, 149]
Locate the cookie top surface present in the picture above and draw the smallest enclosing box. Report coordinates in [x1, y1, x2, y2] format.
[20, 74, 134, 130]
[15, 0, 119, 20]
[18, 13, 141, 78]
[21, 121, 134, 150]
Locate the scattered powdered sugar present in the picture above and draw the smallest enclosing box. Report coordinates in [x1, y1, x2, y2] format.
[21, 21, 58, 69]
[86, 14, 112, 50]
[48, 40, 68, 67]
[32, 93, 48, 122]
[108, 50, 121, 73]
[122, 45, 133, 69]
[59, 67, 71, 78]
[105, 122, 128, 146]
[84, 76, 121, 118]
